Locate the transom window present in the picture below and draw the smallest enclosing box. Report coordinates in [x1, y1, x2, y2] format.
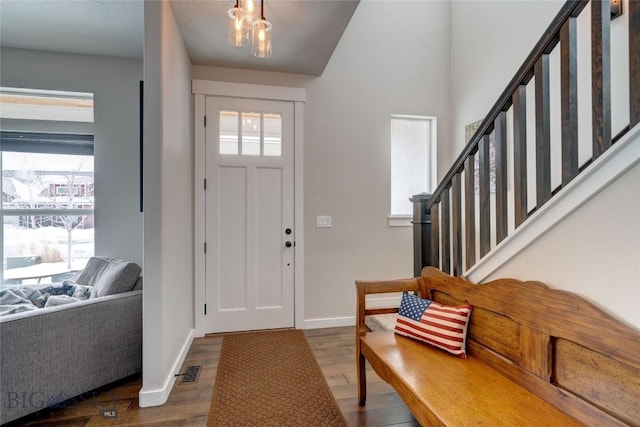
[219, 110, 282, 157]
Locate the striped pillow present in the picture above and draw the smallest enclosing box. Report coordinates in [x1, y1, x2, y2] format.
[394, 292, 473, 359]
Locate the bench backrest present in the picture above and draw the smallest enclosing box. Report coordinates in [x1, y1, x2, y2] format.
[420, 267, 640, 427]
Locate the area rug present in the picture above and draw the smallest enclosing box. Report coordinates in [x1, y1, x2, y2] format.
[208, 329, 346, 426]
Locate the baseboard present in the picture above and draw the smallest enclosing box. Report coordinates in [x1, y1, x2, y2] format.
[366, 295, 401, 308]
[138, 328, 195, 407]
[302, 296, 401, 329]
[466, 123, 640, 283]
[303, 316, 355, 329]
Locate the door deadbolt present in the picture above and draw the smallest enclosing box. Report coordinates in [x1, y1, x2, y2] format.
[285, 228, 292, 235]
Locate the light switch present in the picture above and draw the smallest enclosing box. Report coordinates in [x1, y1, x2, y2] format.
[316, 215, 332, 228]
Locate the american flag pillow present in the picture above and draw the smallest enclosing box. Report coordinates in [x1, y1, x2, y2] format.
[394, 291, 473, 359]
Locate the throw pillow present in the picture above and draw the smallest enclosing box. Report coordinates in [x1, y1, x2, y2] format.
[62, 281, 94, 300]
[91, 259, 141, 297]
[76, 257, 141, 297]
[394, 291, 473, 359]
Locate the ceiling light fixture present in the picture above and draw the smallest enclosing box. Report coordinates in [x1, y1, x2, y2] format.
[227, 0, 272, 59]
[227, 0, 249, 47]
[251, 0, 272, 59]
[244, 0, 255, 29]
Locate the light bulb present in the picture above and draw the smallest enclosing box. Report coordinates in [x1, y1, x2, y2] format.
[245, 0, 255, 23]
[227, 5, 249, 47]
[251, 18, 272, 58]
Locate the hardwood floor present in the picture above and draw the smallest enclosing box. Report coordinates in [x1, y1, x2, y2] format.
[9, 327, 417, 426]
[305, 327, 418, 427]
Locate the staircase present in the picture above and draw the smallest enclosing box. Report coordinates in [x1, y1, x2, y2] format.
[412, 0, 639, 318]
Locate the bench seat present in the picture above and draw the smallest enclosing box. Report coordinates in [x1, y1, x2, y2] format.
[356, 267, 640, 427]
[361, 331, 581, 426]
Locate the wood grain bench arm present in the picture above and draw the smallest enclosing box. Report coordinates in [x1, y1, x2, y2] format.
[355, 277, 422, 333]
[355, 277, 424, 406]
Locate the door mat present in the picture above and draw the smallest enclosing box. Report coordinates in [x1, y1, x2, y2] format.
[208, 329, 346, 426]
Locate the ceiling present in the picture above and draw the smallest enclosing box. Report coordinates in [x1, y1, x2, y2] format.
[0, 0, 359, 76]
[0, 0, 145, 59]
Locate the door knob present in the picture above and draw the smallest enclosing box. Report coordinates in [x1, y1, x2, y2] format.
[285, 241, 293, 248]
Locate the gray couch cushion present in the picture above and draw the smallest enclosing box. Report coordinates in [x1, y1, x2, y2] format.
[132, 276, 143, 291]
[76, 257, 141, 297]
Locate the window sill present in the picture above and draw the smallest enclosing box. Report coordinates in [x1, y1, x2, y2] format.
[388, 215, 412, 227]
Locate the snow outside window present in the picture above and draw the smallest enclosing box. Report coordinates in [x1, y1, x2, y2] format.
[1, 87, 95, 286]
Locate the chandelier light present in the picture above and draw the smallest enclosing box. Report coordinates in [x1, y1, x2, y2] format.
[243, 0, 255, 30]
[227, 0, 249, 47]
[251, 0, 272, 58]
[226, 0, 272, 59]
[251, 0, 272, 59]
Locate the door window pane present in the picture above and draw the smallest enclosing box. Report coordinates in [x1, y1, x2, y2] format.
[242, 112, 261, 156]
[263, 113, 282, 157]
[218, 109, 284, 158]
[220, 111, 239, 155]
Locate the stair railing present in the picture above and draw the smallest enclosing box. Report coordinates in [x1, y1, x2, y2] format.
[412, 0, 639, 277]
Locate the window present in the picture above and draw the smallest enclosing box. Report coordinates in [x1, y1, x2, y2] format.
[390, 115, 436, 226]
[219, 110, 282, 157]
[1, 87, 94, 285]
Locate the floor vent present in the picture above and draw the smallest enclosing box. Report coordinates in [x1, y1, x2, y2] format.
[178, 365, 202, 384]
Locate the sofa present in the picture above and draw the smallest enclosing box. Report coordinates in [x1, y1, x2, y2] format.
[0, 257, 142, 424]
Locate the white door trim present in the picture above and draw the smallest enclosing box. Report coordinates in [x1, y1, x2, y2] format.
[192, 80, 305, 103]
[192, 80, 305, 337]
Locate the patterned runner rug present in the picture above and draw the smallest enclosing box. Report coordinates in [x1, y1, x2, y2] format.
[208, 329, 346, 426]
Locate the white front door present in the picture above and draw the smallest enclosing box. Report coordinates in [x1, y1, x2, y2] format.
[205, 96, 294, 333]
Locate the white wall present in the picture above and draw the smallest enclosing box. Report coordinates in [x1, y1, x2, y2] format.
[0, 47, 143, 265]
[303, 0, 450, 321]
[160, 0, 194, 376]
[192, 0, 451, 324]
[140, 0, 194, 406]
[449, 0, 564, 160]
[484, 161, 640, 329]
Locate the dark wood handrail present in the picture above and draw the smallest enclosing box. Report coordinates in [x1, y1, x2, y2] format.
[414, 0, 639, 276]
[426, 0, 589, 211]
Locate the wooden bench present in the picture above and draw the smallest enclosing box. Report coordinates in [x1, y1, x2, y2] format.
[356, 267, 640, 426]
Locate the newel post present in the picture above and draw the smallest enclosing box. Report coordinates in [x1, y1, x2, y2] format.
[411, 193, 432, 277]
